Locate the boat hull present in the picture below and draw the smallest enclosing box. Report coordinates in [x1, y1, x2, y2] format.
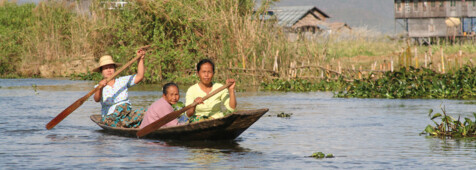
[90, 108, 268, 140]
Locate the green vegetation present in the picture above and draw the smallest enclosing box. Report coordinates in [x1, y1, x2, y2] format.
[276, 112, 292, 118]
[31, 84, 39, 95]
[310, 152, 334, 159]
[2, 0, 476, 96]
[0, 1, 35, 76]
[462, 101, 476, 105]
[69, 72, 102, 81]
[336, 65, 476, 99]
[1, 0, 292, 84]
[422, 107, 476, 138]
[261, 78, 347, 92]
[261, 64, 476, 100]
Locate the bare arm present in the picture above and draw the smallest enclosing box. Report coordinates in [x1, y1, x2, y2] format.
[186, 97, 204, 117]
[227, 79, 237, 109]
[134, 49, 146, 84]
[93, 80, 107, 102]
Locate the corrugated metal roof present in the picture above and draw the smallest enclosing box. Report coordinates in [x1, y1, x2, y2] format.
[270, 6, 330, 27]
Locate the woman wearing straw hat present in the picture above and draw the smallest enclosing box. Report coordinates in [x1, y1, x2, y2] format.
[92, 49, 146, 128]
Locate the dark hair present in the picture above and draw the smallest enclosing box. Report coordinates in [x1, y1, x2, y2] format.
[163, 82, 178, 95]
[196, 59, 215, 73]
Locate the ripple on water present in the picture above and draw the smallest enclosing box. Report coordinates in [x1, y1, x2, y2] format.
[2, 79, 476, 169]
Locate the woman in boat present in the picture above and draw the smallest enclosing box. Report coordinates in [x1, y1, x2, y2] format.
[140, 82, 182, 128]
[185, 59, 237, 123]
[92, 49, 146, 128]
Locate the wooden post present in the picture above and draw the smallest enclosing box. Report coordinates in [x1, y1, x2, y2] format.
[273, 50, 279, 72]
[424, 52, 428, 68]
[414, 47, 419, 68]
[338, 61, 341, 74]
[253, 52, 256, 85]
[441, 48, 445, 73]
[261, 51, 265, 70]
[359, 66, 362, 79]
[458, 50, 462, 68]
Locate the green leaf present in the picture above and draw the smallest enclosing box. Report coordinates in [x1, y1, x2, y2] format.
[431, 113, 442, 120]
[428, 109, 433, 117]
[424, 125, 435, 133]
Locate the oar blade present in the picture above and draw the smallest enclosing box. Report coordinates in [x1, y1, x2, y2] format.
[45, 96, 87, 130]
[136, 106, 191, 137]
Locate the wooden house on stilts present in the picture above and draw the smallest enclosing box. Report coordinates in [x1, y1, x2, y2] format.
[394, 0, 476, 44]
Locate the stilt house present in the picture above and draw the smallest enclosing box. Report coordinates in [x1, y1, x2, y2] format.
[394, 0, 476, 43]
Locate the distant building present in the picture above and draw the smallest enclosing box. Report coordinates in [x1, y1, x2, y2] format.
[258, 6, 333, 33]
[256, 6, 350, 41]
[394, 0, 476, 42]
[270, 6, 330, 33]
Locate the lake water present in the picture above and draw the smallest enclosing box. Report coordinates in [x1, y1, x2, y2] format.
[1, 78, 476, 169]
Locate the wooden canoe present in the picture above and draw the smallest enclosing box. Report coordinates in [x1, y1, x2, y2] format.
[90, 108, 268, 140]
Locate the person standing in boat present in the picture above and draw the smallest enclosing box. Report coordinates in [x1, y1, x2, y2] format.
[92, 49, 146, 128]
[140, 82, 184, 128]
[185, 59, 237, 123]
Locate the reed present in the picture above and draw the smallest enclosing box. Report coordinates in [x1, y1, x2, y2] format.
[2, 0, 476, 87]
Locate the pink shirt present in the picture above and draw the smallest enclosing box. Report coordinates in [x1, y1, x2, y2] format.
[139, 97, 178, 129]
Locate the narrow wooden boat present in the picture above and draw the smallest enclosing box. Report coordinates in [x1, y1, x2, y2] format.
[90, 108, 268, 140]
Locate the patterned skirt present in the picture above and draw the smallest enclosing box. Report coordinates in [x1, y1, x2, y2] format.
[101, 103, 146, 128]
[188, 115, 209, 123]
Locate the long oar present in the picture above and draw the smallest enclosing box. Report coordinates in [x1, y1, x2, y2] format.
[137, 82, 232, 137]
[46, 45, 150, 130]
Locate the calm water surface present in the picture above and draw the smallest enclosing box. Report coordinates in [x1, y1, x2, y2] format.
[1, 78, 476, 169]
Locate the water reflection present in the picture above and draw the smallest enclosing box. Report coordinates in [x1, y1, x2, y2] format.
[159, 140, 254, 167]
[427, 137, 476, 152]
[163, 140, 250, 153]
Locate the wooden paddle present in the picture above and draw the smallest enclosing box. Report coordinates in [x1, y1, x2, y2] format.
[45, 45, 150, 130]
[136, 82, 232, 138]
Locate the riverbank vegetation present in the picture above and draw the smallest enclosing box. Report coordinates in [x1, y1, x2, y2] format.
[1, 0, 476, 95]
[422, 107, 476, 138]
[336, 65, 476, 99]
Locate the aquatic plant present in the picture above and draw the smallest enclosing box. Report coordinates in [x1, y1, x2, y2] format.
[462, 101, 476, 105]
[310, 152, 334, 159]
[31, 84, 39, 95]
[336, 65, 476, 99]
[276, 112, 292, 118]
[261, 78, 347, 92]
[422, 107, 476, 138]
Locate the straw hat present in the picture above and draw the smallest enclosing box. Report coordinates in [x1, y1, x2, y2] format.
[92, 55, 122, 72]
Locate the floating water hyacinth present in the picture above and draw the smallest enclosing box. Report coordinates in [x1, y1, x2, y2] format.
[310, 152, 334, 159]
[336, 65, 476, 99]
[277, 112, 292, 118]
[32, 84, 39, 95]
[422, 106, 476, 138]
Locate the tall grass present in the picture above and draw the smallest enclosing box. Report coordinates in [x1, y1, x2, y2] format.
[1, 0, 476, 85]
[0, 1, 35, 75]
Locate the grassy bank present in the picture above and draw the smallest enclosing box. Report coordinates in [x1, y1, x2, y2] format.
[1, 0, 476, 89]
